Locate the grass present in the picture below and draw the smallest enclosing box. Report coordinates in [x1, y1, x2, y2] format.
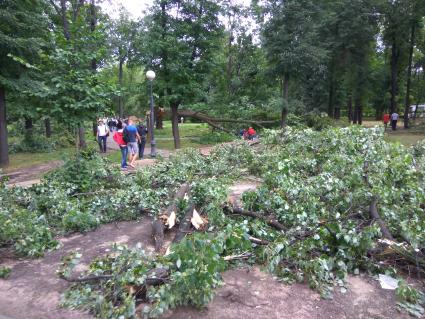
[3, 122, 212, 172]
[5, 120, 423, 173]
[385, 133, 425, 146]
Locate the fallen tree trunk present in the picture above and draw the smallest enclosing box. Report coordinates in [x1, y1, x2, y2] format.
[173, 203, 195, 244]
[369, 197, 394, 241]
[176, 109, 278, 132]
[62, 267, 169, 286]
[224, 206, 286, 231]
[153, 183, 190, 252]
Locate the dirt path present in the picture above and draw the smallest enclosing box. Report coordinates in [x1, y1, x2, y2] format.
[2, 160, 63, 187]
[0, 156, 409, 319]
[0, 216, 408, 319]
[0, 217, 176, 319]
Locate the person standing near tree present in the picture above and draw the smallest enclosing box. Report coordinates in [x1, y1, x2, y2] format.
[383, 113, 390, 130]
[137, 120, 148, 159]
[123, 118, 140, 168]
[113, 120, 128, 169]
[96, 120, 109, 153]
[391, 111, 399, 131]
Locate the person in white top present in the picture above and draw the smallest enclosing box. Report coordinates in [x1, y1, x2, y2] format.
[97, 120, 109, 153]
[391, 112, 399, 131]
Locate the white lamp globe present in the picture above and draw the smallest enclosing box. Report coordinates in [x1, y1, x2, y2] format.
[146, 70, 156, 81]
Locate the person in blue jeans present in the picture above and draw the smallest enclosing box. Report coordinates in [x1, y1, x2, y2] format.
[96, 120, 109, 153]
[137, 121, 148, 159]
[113, 121, 128, 169]
[124, 119, 140, 168]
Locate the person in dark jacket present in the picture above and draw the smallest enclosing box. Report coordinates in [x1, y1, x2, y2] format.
[137, 120, 148, 159]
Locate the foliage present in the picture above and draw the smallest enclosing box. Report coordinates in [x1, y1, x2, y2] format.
[396, 280, 425, 317]
[1, 126, 424, 317]
[48, 126, 425, 317]
[0, 266, 11, 279]
[199, 131, 235, 144]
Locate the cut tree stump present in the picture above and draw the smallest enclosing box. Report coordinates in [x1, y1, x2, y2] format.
[153, 183, 190, 252]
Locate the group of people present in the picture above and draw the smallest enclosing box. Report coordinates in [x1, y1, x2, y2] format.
[382, 112, 399, 131]
[239, 127, 257, 140]
[96, 117, 148, 169]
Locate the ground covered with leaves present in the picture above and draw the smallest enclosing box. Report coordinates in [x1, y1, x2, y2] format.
[1, 126, 424, 318]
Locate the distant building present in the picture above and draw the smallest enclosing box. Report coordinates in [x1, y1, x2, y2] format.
[409, 104, 425, 118]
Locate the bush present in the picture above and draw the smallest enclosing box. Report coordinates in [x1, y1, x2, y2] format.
[199, 131, 235, 144]
[62, 210, 99, 233]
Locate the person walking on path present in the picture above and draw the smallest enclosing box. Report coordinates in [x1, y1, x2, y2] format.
[391, 112, 399, 131]
[97, 120, 109, 153]
[123, 118, 140, 168]
[383, 113, 390, 130]
[113, 121, 128, 169]
[137, 120, 148, 159]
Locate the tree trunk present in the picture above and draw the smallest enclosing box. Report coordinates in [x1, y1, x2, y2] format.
[347, 97, 352, 122]
[78, 126, 86, 149]
[89, 0, 97, 71]
[281, 74, 289, 128]
[352, 98, 358, 124]
[334, 107, 340, 120]
[328, 66, 335, 117]
[404, 24, 415, 129]
[171, 104, 180, 149]
[45, 118, 52, 137]
[24, 117, 33, 130]
[390, 36, 398, 114]
[413, 101, 419, 120]
[60, 0, 71, 40]
[353, 97, 362, 125]
[118, 58, 124, 118]
[0, 87, 9, 166]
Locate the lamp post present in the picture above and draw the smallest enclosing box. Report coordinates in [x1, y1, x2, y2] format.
[146, 70, 156, 157]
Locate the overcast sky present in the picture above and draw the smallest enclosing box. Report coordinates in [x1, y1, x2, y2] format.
[100, 0, 251, 20]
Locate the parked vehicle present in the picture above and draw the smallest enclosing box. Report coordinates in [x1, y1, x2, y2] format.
[409, 104, 425, 118]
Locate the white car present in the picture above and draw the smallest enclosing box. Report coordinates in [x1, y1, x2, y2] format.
[409, 104, 425, 118]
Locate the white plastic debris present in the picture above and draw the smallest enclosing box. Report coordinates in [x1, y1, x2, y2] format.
[378, 274, 399, 290]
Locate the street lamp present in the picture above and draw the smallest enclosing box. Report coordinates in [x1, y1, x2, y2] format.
[146, 70, 156, 157]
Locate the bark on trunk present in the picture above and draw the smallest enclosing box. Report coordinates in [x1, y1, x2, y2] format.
[60, 0, 71, 40]
[171, 104, 181, 149]
[118, 58, 124, 118]
[281, 74, 289, 129]
[78, 126, 87, 149]
[225, 206, 286, 231]
[334, 107, 340, 120]
[404, 24, 415, 129]
[370, 197, 394, 241]
[153, 183, 190, 252]
[173, 203, 195, 244]
[45, 118, 52, 137]
[24, 117, 33, 130]
[0, 87, 8, 166]
[352, 98, 358, 124]
[390, 36, 398, 114]
[347, 97, 352, 122]
[89, 0, 97, 71]
[328, 73, 335, 117]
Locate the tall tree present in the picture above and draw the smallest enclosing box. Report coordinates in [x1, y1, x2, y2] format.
[143, 0, 224, 148]
[0, 0, 48, 166]
[403, 0, 425, 128]
[262, 0, 327, 127]
[110, 7, 138, 118]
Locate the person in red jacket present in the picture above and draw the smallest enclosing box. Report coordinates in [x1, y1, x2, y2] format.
[247, 127, 257, 140]
[383, 113, 390, 130]
[113, 121, 128, 169]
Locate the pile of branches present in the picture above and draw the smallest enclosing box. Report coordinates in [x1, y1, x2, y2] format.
[2, 127, 424, 317]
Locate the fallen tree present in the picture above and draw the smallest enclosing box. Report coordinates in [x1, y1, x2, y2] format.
[176, 109, 279, 132]
[152, 183, 190, 252]
[3, 126, 422, 318]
